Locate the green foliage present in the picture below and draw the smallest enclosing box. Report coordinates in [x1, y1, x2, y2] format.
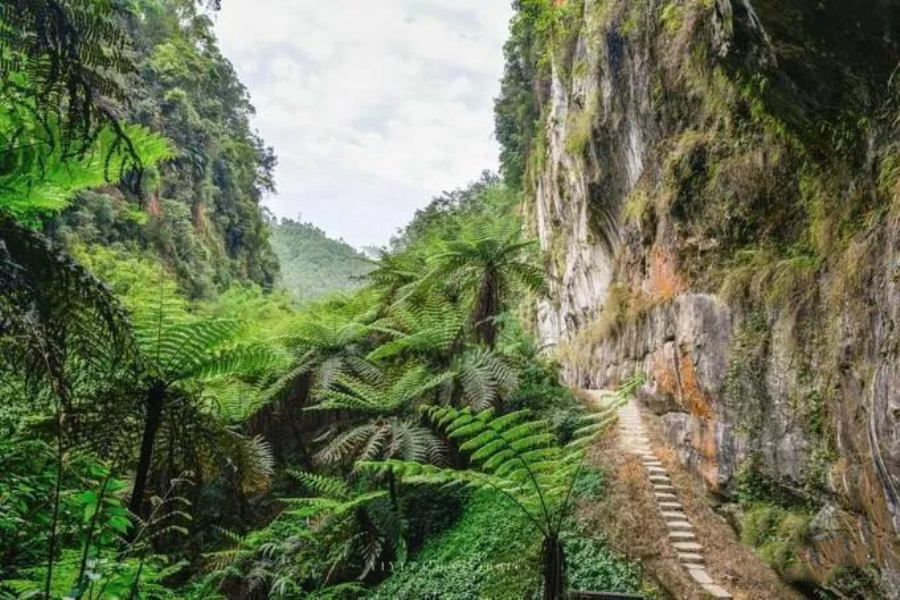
[495, 0, 584, 187]
[270, 218, 373, 302]
[0, 437, 190, 599]
[507, 359, 582, 442]
[0, 0, 148, 193]
[739, 504, 811, 577]
[371, 491, 539, 599]
[659, 1, 685, 35]
[571, 467, 606, 502]
[45, 0, 280, 297]
[6, 550, 185, 600]
[563, 534, 641, 594]
[427, 217, 545, 347]
[199, 471, 397, 598]
[359, 395, 624, 541]
[0, 119, 172, 219]
[733, 455, 816, 581]
[722, 312, 771, 437]
[823, 564, 889, 599]
[565, 105, 597, 155]
[0, 3, 608, 593]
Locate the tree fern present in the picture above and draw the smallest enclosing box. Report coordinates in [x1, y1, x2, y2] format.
[261, 312, 381, 407]
[452, 346, 519, 410]
[359, 375, 642, 599]
[425, 218, 546, 347]
[124, 282, 287, 517]
[367, 293, 465, 362]
[201, 470, 398, 598]
[310, 367, 452, 469]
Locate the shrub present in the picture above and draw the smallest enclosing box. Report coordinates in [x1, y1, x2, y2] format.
[563, 535, 641, 594]
[371, 492, 539, 599]
[572, 467, 607, 501]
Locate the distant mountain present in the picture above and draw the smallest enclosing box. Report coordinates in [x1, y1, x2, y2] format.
[270, 218, 372, 301]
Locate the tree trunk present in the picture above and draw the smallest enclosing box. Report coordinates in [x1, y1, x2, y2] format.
[387, 470, 399, 511]
[473, 266, 500, 348]
[129, 382, 165, 520]
[542, 534, 566, 600]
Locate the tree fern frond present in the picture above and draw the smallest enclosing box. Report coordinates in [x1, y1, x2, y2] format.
[287, 469, 351, 500]
[190, 344, 287, 381]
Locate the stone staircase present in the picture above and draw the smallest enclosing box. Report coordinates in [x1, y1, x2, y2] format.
[617, 400, 733, 599]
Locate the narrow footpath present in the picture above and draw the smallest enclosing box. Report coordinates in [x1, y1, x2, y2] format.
[579, 390, 803, 600]
[618, 399, 732, 599]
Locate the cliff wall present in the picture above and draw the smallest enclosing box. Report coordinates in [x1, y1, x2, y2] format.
[520, 0, 900, 594]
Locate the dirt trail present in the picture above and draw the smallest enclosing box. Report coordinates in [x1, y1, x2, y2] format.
[578, 391, 804, 600]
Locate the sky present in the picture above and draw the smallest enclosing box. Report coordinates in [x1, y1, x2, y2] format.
[213, 0, 513, 249]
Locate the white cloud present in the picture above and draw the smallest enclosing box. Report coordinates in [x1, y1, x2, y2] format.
[213, 0, 511, 248]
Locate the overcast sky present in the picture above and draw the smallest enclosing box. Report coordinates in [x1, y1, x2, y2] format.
[213, 1, 512, 249]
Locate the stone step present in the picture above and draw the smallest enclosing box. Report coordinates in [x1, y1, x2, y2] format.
[678, 553, 704, 564]
[668, 531, 697, 541]
[661, 511, 689, 520]
[645, 466, 667, 474]
[702, 584, 733, 599]
[653, 485, 677, 493]
[658, 501, 682, 510]
[667, 520, 693, 531]
[655, 492, 678, 500]
[689, 569, 714, 585]
[649, 475, 672, 483]
[672, 541, 703, 552]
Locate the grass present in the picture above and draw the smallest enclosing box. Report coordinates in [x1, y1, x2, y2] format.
[659, 2, 684, 35]
[556, 285, 633, 369]
[739, 505, 812, 580]
[565, 102, 597, 155]
[622, 188, 652, 225]
[719, 248, 821, 309]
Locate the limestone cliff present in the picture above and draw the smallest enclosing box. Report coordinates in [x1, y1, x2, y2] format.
[510, 0, 900, 595]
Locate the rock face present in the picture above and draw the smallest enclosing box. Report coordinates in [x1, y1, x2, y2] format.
[526, 0, 900, 593]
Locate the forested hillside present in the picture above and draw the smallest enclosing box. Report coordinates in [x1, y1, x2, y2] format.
[270, 218, 371, 301]
[48, 0, 279, 297]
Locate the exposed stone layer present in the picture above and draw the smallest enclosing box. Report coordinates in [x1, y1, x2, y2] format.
[532, 0, 900, 593]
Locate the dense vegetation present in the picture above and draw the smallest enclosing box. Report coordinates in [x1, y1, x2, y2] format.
[0, 1, 644, 598]
[269, 218, 372, 302]
[46, 0, 280, 298]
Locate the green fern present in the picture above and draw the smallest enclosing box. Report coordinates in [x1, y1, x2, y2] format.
[202, 471, 398, 597]
[367, 294, 465, 361]
[424, 218, 546, 347]
[310, 366, 452, 468]
[358, 376, 640, 598]
[452, 346, 519, 410]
